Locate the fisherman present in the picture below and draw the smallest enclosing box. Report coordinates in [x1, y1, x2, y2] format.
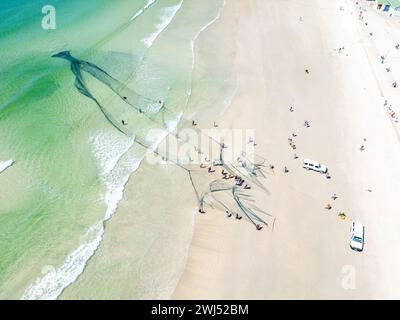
[284, 166, 289, 173]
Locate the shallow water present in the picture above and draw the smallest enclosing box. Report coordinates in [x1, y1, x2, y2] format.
[0, 0, 234, 299]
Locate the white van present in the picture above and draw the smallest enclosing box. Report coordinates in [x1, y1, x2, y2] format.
[350, 221, 365, 252]
[302, 158, 328, 174]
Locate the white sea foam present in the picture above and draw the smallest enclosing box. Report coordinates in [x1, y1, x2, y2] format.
[0, 159, 14, 174]
[21, 223, 104, 300]
[165, 112, 183, 133]
[21, 126, 172, 299]
[90, 133, 135, 176]
[142, 0, 183, 48]
[130, 0, 157, 22]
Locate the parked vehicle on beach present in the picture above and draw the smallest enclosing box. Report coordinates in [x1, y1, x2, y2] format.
[302, 158, 328, 174]
[350, 221, 365, 252]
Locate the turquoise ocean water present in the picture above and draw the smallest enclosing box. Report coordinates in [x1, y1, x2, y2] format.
[0, 0, 231, 299]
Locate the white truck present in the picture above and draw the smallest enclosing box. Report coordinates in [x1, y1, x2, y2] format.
[350, 221, 365, 252]
[302, 158, 328, 174]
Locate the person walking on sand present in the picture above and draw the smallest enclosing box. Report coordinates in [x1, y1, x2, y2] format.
[331, 193, 338, 200]
[284, 166, 289, 173]
[289, 106, 294, 112]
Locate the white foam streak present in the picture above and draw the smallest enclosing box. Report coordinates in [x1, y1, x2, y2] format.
[0, 159, 14, 174]
[142, 1, 183, 47]
[130, 0, 157, 22]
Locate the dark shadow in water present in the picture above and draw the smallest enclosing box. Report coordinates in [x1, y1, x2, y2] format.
[52, 51, 275, 231]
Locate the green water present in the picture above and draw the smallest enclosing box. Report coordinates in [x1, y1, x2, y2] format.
[0, 0, 232, 299]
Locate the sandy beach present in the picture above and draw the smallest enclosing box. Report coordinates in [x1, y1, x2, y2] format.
[3, 0, 400, 300]
[173, 0, 400, 299]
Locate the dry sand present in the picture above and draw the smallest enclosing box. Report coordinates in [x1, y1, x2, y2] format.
[173, 0, 400, 299]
